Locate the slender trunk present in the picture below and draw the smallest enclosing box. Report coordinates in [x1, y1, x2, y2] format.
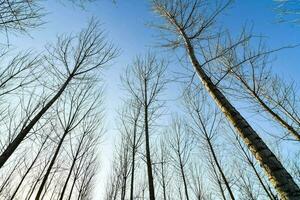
[10, 136, 48, 200]
[67, 152, 85, 200]
[77, 163, 93, 200]
[161, 161, 167, 200]
[129, 135, 137, 200]
[41, 166, 59, 200]
[58, 134, 85, 200]
[255, 93, 300, 141]
[211, 160, 226, 200]
[67, 176, 77, 200]
[58, 153, 77, 200]
[25, 159, 49, 200]
[0, 157, 22, 193]
[207, 138, 235, 200]
[236, 74, 300, 141]
[121, 172, 128, 200]
[0, 75, 73, 168]
[58, 158, 76, 200]
[173, 21, 300, 199]
[178, 155, 190, 200]
[50, 184, 59, 200]
[237, 138, 277, 200]
[35, 130, 68, 200]
[129, 151, 136, 200]
[144, 79, 155, 200]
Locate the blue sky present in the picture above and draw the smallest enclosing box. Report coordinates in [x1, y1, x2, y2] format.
[5, 0, 299, 198]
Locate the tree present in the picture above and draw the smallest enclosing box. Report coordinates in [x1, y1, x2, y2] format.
[58, 102, 102, 200]
[0, 20, 118, 168]
[9, 133, 50, 200]
[156, 140, 171, 200]
[232, 133, 278, 200]
[123, 52, 168, 200]
[105, 135, 131, 200]
[184, 87, 235, 200]
[218, 39, 300, 141]
[119, 100, 143, 200]
[166, 117, 193, 200]
[34, 83, 101, 200]
[0, 0, 44, 36]
[151, 0, 300, 199]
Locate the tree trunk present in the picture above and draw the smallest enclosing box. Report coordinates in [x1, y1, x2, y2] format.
[176, 25, 300, 199]
[129, 124, 137, 200]
[178, 155, 190, 200]
[35, 130, 68, 200]
[207, 138, 235, 200]
[0, 75, 73, 168]
[161, 161, 167, 200]
[144, 79, 156, 200]
[10, 136, 48, 200]
[58, 133, 85, 200]
[25, 159, 49, 200]
[235, 74, 300, 141]
[236, 138, 277, 200]
[0, 158, 21, 193]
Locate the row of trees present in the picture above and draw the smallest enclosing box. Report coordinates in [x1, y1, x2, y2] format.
[105, 0, 300, 200]
[0, 1, 118, 198]
[0, 0, 299, 200]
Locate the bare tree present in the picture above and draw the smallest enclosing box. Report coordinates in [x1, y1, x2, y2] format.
[218, 40, 300, 141]
[0, 150, 24, 196]
[0, 0, 44, 36]
[156, 140, 171, 200]
[166, 117, 192, 200]
[34, 83, 101, 200]
[24, 152, 54, 200]
[184, 87, 235, 200]
[105, 134, 131, 200]
[0, 20, 117, 168]
[123, 52, 168, 200]
[118, 99, 143, 200]
[151, 1, 300, 199]
[9, 133, 50, 200]
[58, 105, 102, 200]
[232, 134, 278, 200]
[189, 164, 211, 200]
[76, 150, 98, 200]
[0, 50, 40, 99]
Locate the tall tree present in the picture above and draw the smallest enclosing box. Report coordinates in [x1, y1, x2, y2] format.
[151, 1, 300, 199]
[184, 87, 235, 200]
[166, 117, 192, 200]
[123, 52, 168, 200]
[34, 83, 101, 200]
[0, 20, 117, 168]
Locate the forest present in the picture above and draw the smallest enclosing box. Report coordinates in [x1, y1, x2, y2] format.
[0, 0, 299, 200]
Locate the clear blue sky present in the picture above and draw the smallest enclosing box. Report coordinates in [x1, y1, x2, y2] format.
[6, 0, 299, 198]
